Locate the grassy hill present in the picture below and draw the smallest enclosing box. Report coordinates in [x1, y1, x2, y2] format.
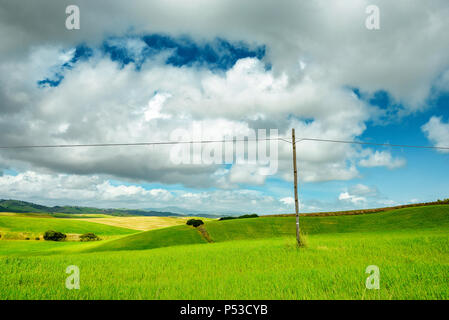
[0, 204, 448, 299]
[93, 205, 449, 252]
[88, 225, 207, 251]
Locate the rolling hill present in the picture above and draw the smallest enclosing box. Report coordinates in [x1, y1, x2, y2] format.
[1, 203, 448, 299]
[92, 204, 449, 252]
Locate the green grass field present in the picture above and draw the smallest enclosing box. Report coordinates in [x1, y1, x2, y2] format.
[0, 214, 137, 240]
[0, 205, 448, 299]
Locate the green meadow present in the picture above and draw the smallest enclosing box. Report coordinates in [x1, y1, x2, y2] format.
[0, 215, 136, 235]
[0, 213, 137, 241]
[0, 205, 448, 299]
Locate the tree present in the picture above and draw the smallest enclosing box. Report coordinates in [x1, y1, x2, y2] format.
[43, 230, 67, 241]
[186, 219, 204, 227]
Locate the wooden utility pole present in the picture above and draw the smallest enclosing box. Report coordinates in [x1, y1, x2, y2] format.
[292, 129, 301, 246]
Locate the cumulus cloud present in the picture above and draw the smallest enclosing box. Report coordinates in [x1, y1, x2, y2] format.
[144, 93, 172, 122]
[348, 184, 379, 197]
[280, 197, 294, 206]
[358, 150, 406, 169]
[422, 116, 449, 153]
[0, 45, 372, 187]
[338, 191, 366, 204]
[338, 183, 398, 208]
[278, 196, 299, 212]
[229, 165, 266, 186]
[0, 171, 170, 205]
[0, 171, 285, 214]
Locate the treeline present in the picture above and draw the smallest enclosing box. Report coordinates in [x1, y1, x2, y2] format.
[218, 214, 259, 221]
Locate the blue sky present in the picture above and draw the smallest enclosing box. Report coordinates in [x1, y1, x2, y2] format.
[0, 2, 448, 214]
[38, 36, 265, 87]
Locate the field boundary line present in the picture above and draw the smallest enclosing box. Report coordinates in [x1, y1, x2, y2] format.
[196, 225, 214, 243]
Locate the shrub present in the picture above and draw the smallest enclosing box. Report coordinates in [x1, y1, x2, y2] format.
[79, 232, 100, 242]
[43, 230, 67, 241]
[186, 219, 204, 227]
[35, 237, 40, 240]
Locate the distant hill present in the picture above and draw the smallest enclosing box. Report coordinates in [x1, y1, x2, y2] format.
[0, 199, 187, 217]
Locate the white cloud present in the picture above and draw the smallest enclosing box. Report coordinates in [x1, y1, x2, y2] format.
[144, 93, 172, 121]
[422, 116, 449, 153]
[377, 199, 397, 206]
[348, 184, 378, 197]
[0, 171, 287, 214]
[0, 171, 172, 204]
[229, 165, 266, 186]
[359, 150, 406, 169]
[0, 48, 372, 186]
[338, 183, 399, 208]
[338, 191, 366, 204]
[280, 197, 294, 205]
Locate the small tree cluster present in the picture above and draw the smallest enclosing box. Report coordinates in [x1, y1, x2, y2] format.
[186, 219, 204, 227]
[79, 232, 100, 242]
[43, 230, 67, 241]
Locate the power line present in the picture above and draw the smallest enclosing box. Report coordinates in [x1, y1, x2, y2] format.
[0, 138, 284, 149]
[294, 138, 449, 151]
[0, 136, 448, 151]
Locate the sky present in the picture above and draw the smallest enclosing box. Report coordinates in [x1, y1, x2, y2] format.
[0, 0, 448, 215]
